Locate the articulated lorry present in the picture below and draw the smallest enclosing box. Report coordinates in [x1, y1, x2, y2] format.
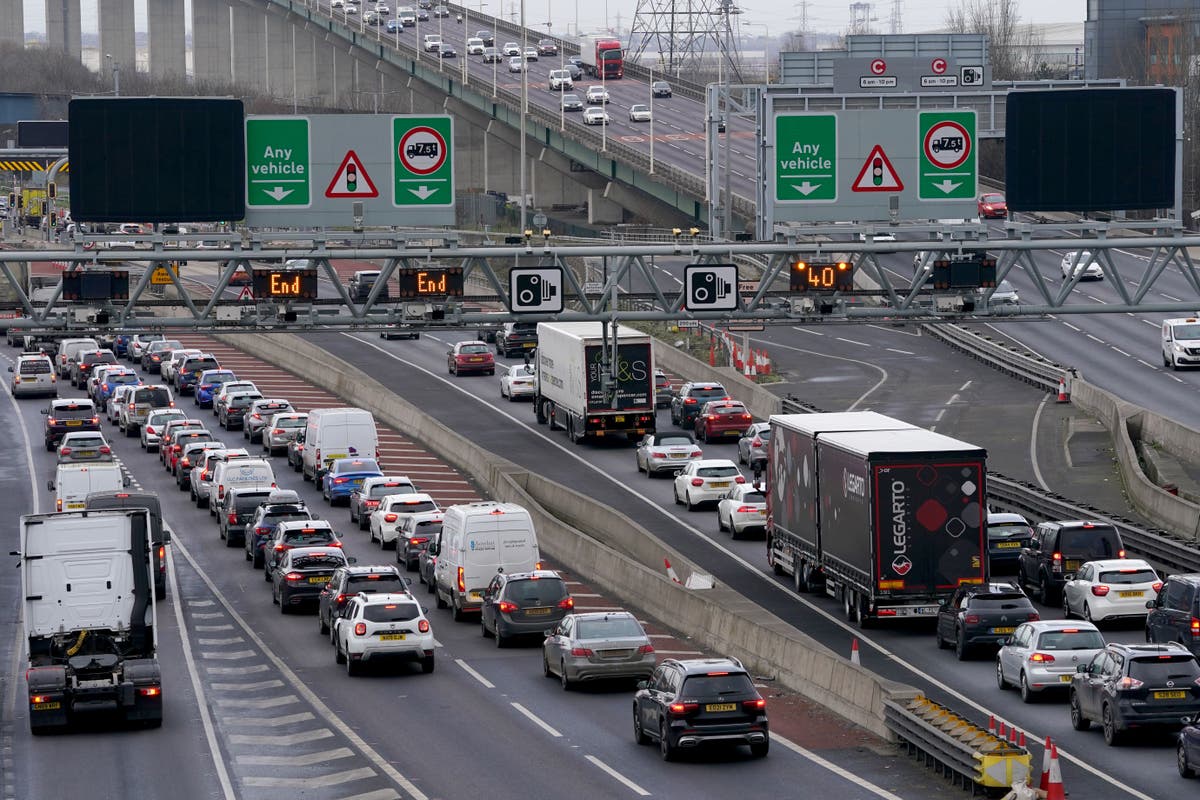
[579, 34, 624, 79]
[766, 412, 987, 626]
[533, 321, 655, 443]
[19, 508, 163, 734]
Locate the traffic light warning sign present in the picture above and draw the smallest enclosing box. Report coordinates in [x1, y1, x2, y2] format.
[324, 150, 379, 198]
[851, 144, 903, 192]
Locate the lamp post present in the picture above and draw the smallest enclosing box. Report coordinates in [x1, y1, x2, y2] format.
[648, 65, 654, 173]
[742, 22, 770, 81]
[519, 0, 528, 230]
[104, 53, 120, 96]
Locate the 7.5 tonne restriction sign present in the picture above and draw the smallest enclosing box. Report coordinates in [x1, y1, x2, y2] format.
[393, 116, 454, 209]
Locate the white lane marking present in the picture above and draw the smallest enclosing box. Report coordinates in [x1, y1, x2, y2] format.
[1029, 393, 1052, 492]
[229, 728, 334, 746]
[510, 702, 562, 737]
[1062, 322, 1081, 332]
[584, 755, 651, 796]
[226, 712, 315, 727]
[835, 337, 870, 347]
[1161, 293, 1181, 301]
[242, 767, 378, 789]
[792, 328, 825, 336]
[934, 409, 946, 422]
[1137, 359, 1157, 369]
[867, 323, 922, 337]
[1142, 319, 1159, 327]
[456, 658, 495, 689]
[945, 394, 959, 406]
[1085, 295, 1107, 304]
[236, 747, 355, 766]
[959, 380, 972, 392]
[774, 736, 905, 800]
[211, 680, 285, 692]
[170, 539, 430, 800]
[1086, 334, 1105, 344]
[886, 348, 914, 355]
[1111, 347, 1131, 357]
[338, 332, 1153, 799]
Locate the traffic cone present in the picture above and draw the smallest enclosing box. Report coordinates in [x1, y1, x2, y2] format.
[663, 558, 681, 584]
[1018, 730, 1026, 749]
[988, 715, 996, 735]
[1045, 743, 1065, 800]
[1055, 377, 1069, 403]
[849, 638, 861, 665]
[1008, 726, 1018, 746]
[998, 721, 1007, 739]
[1038, 736, 1052, 791]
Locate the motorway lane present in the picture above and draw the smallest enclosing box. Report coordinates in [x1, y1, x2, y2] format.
[315, 328, 1182, 799]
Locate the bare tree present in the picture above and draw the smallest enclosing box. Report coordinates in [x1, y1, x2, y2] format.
[944, 0, 1043, 81]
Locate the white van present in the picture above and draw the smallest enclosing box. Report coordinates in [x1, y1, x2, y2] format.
[433, 502, 540, 620]
[56, 337, 99, 378]
[48, 462, 128, 512]
[302, 407, 379, 483]
[1161, 316, 1200, 370]
[211, 458, 276, 510]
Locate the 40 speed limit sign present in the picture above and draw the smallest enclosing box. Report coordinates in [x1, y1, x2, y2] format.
[393, 116, 454, 209]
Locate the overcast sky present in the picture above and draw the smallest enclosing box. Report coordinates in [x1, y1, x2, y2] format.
[23, 0, 1085, 39]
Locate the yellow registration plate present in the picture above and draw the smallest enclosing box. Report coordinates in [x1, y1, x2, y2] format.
[66, 420, 82, 426]
[328, 453, 347, 461]
[705, 703, 737, 713]
[1059, 674, 1073, 683]
[469, 591, 483, 600]
[32, 701, 60, 711]
[525, 607, 552, 616]
[670, 453, 687, 458]
[66, 502, 86, 510]
[994, 541, 1022, 549]
[1154, 690, 1187, 700]
[710, 481, 731, 488]
[1065, 560, 1081, 571]
[308, 576, 331, 584]
[523, 342, 535, 348]
[992, 627, 1015, 635]
[614, 416, 625, 423]
[379, 633, 407, 641]
[1118, 590, 1144, 598]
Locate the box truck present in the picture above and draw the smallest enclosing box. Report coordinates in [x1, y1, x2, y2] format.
[579, 34, 624, 79]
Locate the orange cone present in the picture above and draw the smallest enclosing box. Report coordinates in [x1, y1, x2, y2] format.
[850, 638, 860, 665]
[663, 558, 681, 584]
[988, 715, 996, 735]
[1056, 377, 1069, 403]
[1039, 736, 1052, 791]
[1045, 743, 1065, 800]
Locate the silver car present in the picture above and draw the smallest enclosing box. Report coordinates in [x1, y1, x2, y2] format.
[57, 431, 113, 463]
[995, 620, 1105, 702]
[736, 423, 771, 467]
[262, 411, 309, 456]
[635, 432, 701, 477]
[108, 384, 137, 425]
[988, 279, 1020, 305]
[542, 611, 656, 687]
[141, 408, 187, 452]
[244, 398, 295, 442]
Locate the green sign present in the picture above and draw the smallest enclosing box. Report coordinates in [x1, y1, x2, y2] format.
[774, 114, 837, 202]
[918, 110, 976, 201]
[393, 116, 454, 208]
[245, 117, 310, 207]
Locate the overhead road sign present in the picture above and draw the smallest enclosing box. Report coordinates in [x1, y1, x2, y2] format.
[851, 145, 903, 192]
[773, 114, 837, 203]
[918, 111, 976, 201]
[832, 57, 989, 94]
[18, 120, 68, 148]
[150, 263, 180, 285]
[510, 266, 564, 313]
[246, 117, 311, 208]
[324, 150, 378, 198]
[394, 117, 454, 208]
[684, 264, 739, 311]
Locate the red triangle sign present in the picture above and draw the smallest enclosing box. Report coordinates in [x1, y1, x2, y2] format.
[851, 144, 904, 192]
[325, 150, 379, 198]
[238, 284, 254, 301]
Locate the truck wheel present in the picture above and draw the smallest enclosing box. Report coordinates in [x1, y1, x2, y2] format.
[535, 398, 547, 425]
[793, 562, 808, 593]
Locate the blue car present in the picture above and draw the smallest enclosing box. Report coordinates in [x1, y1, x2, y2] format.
[195, 369, 238, 408]
[113, 335, 132, 358]
[321, 458, 384, 507]
[97, 370, 141, 410]
[385, 18, 401, 32]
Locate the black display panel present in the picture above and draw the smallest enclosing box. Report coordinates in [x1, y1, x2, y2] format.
[68, 98, 245, 223]
[395, 267, 464, 298]
[1006, 88, 1175, 212]
[18, 120, 68, 148]
[61, 270, 130, 301]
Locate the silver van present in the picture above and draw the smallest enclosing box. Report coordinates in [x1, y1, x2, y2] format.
[120, 384, 174, 436]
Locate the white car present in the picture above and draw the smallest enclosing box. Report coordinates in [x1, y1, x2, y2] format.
[108, 384, 137, 425]
[161, 348, 203, 384]
[502, 41, 520, 56]
[507, 56, 524, 73]
[1161, 316, 1200, 370]
[333, 592, 435, 675]
[585, 85, 609, 104]
[369, 493, 440, 548]
[141, 408, 187, 452]
[10, 354, 57, 398]
[1060, 251, 1104, 281]
[995, 620, 1105, 702]
[583, 107, 610, 126]
[523, 47, 538, 61]
[716, 482, 767, 539]
[212, 381, 259, 417]
[629, 104, 651, 122]
[988, 279, 1020, 305]
[423, 34, 441, 52]
[499, 364, 536, 400]
[466, 37, 484, 55]
[672, 459, 744, 510]
[374, 2, 391, 12]
[1062, 559, 1161, 623]
[635, 432, 701, 477]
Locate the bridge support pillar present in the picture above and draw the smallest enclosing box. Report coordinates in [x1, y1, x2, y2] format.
[0, 2, 23, 46]
[148, 0, 187, 77]
[588, 189, 624, 225]
[231, 5, 266, 91]
[46, 0, 82, 61]
[99, 0, 137, 80]
[309, 33, 336, 107]
[192, 0, 232, 85]
[264, 10, 294, 101]
[331, 44, 357, 107]
[292, 26, 322, 109]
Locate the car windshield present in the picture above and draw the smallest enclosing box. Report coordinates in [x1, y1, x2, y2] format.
[1128, 656, 1200, 683]
[207, 372, 237, 384]
[982, 194, 1004, 202]
[230, 395, 263, 408]
[505, 578, 567, 604]
[707, 404, 746, 415]
[697, 466, 739, 478]
[989, 523, 1032, 540]
[390, 499, 437, 514]
[19, 360, 51, 374]
[186, 359, 220, 372]
[108, 373, 139, 385]
[1035, 629, 1105, 650]
[63, 434, 104, 447]
[690, 387, 727, 400]
[576, 616, 644, 639]
[632, 104, 648, 112]
[970, 594, 1030, 609]
[363, 603, 420, 622]
[275, 417, 307, 428]
[1059, 528, 1121, 558]
[284, 530, 335, 545]
[335, 459, 380, 474]
[412, 520, 442, 535]
[369, 483, 415, 498]
[346, 574, 408, 593]
[291, 554, 345, 569]
[1173, 324, 1200, 340]
[134, 388, 172, 406]
[1097, 568, 1157, 584]
[460, 344, 488, 354]
[83, 353, 117, 365]
[657, 435, 693, 446]
[681, 673, 755, 695]
[264, 510, 311, 526]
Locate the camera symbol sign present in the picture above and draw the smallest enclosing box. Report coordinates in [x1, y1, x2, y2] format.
[683, 264, 739, 311]
[509, 266, 564, 313]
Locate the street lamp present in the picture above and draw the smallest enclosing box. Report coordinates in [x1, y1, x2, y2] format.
[648, 65, 654, 173]
[520, 0, 529, 230]
[104, 53, 120, 96]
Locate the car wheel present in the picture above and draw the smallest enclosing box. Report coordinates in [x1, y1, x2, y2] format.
[345, 651, 359, 676]
[426, 576, 435, 594]
[542, 651, 553, 678]
[750, 739, 769, 758]
[1069, 691, 1090, 730]
[421, 655, 435, 674]
[271, 585, 279, 604]
[1063, 594, 1072, 619]
[955, 628, 969, 661]
[1102, 703, 1123, 746]
[1084, 602, 1095, 623]
[673, 485, 682, 506]
[319, 612, 329, 635]
[684, 491, 694, 511]
[495, 628, 506, 648]
[1179, 741, 1196, 778]
[717, 512, 727, 532]
[435, 587, 447, 609]
[451, 596, 464, 621]
[659, 723, 675, 761]
[559, 661, 571, 690]
[481, 616, 492, 638]
[1040, 575, 1055, 605]
[633, 708, 650, 745]
[1019, 671, 1036, 704]
[995, 658, 1007, 689]
[935, 624, 947, 650]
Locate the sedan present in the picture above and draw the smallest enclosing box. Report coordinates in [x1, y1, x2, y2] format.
[194, 370, 238, 408]
[542, 611, 656, 688]
[244, 399, 294, 442]
[583, 107, 610, 126]
[447, 341, 495, 375]
[507, 56, 524, 73]
[977, 192, 1007, 218]
[482, 47, 500, 62]
[57, 431, 113, 463]
[1061, 250, 1104, 281]
[396, 510, 443, 570]
[560, 93, 584, 112]
[716, 483, 767, 539]
[995, 620, 1106, 702]
[1062, 559, 1161, 623]
[271, 546, 351, 612]
[736, 422, 771, 467]
[322, 457, 385, 506]
[989, 279, 1020, 305]
[523, 47, 538, 61]
[635, 432, 701, 477]
[653, 371, 672, 407]
[499, 363, 536, 400]
[385, 17, 403, 32]
[585, 85, 609, 104]
[694, 399, 752, 442]
[672, 459, 744, 510]
[476, 30, 494, 46]
[629, 104, 651, 122]
[438, 45, 457, 58]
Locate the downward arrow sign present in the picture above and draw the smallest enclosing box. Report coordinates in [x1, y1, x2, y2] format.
[932, 179, 962, 194]
[408, 185, 439, 200]
[263, 186, 294, 201]
[792, 181, 822, 196]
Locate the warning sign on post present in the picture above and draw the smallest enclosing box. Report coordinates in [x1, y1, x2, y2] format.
[325, 150, 379, 198]
[851, 145, 904, 192]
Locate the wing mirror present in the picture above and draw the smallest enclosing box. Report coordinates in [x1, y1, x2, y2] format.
[348, 557, 358, 564]
[46, 480, 55, 491]
[543, 628, 557, 637]
[1076, 664, 1089, 674]
[636, 680, 649, 690]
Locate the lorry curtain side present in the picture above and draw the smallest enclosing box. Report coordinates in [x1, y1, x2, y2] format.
[584, 341, 653, 412]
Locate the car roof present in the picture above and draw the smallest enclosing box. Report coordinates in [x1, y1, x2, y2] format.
[571, 610, 637, 622]
[287, 546, 345, 558]
[1085, 558, 1153, 571]
[667, 657, 747, 675]
[693, 458, 738, 468]
[1019, 619, 1100, 633]
[278, 519, 335, 531]
[356, 592, 418, 606]
[364, 475, 413, 486]
[988, 512, 1029, 524]
[501, 569, 562, 582]
[343, 564, 402, 575]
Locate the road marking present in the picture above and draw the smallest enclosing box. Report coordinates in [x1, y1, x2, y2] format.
[243, 767, 377, 789]
[774, 736, 905, 800]
[212, 694, 299, 709]
[867, 323, 922, 338]
[1062, 322, 1081, 332]
[835, 337, 870, 347]
[201, 649, 258, 660]
[1142, 319, 1159, 327]
[331, 791, 400, 800]
[211, 679, 285, 692]
[226, 712, 316, 727]
[792, 327, 824, 336]
[198, 636, 245, 645]
[934, 409, 946, 422]
[1111, 347, 1131, 357]
[229, 728, 334, 746]
[1029, 393, 1052, 492]
[945, 394, 959, 405]
[510, 702, 562, 737]
[886, 348, 914, 355]
[958, 380, 972, 391]
[585, 755, 651, 796]
[1086, 334, 1105, 344]
[456, 658, 495, 689]
[206, 663, 271, 675]
[237, 747, 355, 766]
[1161, 293, 1181, 301]
[195, 623, 235, 631]
[1085, 295, 1107, 304]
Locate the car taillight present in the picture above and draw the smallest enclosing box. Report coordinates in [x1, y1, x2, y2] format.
[736, 505, 759, 513]
[201, 470, 210, 480]
[354, 622, 367, 636]
[274, 544, 288, 551]
[684, 398, 697, 405]
[668, 702, 698, 715]
[418, 619, 430, 633]
[129, 403, 135, 410]
[742, 698, 766, 710]
[365, 500, 380, 507]
[327, 541, 343, 548]
[284, 572, 303, 581]
[690, 478, 704, 486]
[272, 428, 284, 435]
[650, 451, 666, 458]
[1091, 585, 1110, 596]
[637, 643, 655, 654]
[217, 485, 225, 499]
[255, 527, 271, 536]
[1029, 652, 1055, 663]
[457, 566, 465, 592]
[56, 498, 62, 512]
[742, 414, 751, 421]
[1152, 582, 1163, 593]
[410, 537, 428, 546]
[1117, 549, 1126, 558]
[158, 545, 165, 562]
[251, 413, 261, 420]
[1027, 612, 1040, 621]
[333, 477, 348, 484]
[1115, 676, 1144, 691]
[497, 600, 519, 613]
[47, 417, 57, 425]
[1192, 618, 1200, 637]
[557, 597, 574, 610]
[570, 646, 593, 657]
[227, 513, 238, 524]
[964, 614, 980, 624]
[138, 687, 161, 697]
[59, 447, 71, 455]
[91, 417, 99, 424]
[383, 513, 398, 523]
[181, 457, 191, 467]
[146, 426, 156, 435]
[751, 437, 762, 448]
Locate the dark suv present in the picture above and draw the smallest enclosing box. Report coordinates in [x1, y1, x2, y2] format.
[1147, 574, 1200, 658]
[218, 486, 274, 548]
[1069, 642, 1200, 745]
[634, 657, 769, 760]
[1018, 521, 1125, 605]
[480, 570, 574, 646]
[670, 382, 729, 428]
[244, 490, 314, 568]
[936, 582, 1038, 660]
[317, 564, 411, 636]
[495, 322, 539, 357]
[42, 398, 100, 449]
[176, 354, 220, 394]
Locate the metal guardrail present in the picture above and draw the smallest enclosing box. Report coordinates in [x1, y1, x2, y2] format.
[921, 323, 1065, 393]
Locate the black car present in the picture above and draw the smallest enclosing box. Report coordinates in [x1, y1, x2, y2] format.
[140, 339, 183, 374]
[348, 270, 390, 302]
[42, 398, 100, 450]
[317, 564, 411, 636]
[72, 349, 118, 389]
[1181, 716, 1200, 778]
[495, 322, 538, 357]
[272, 547, 351, 613]
[439, 45, 457, 58]
[218, 486, 274, 548]
[245, 490, 314, 568]
[397, 512, 442, 571]
[1070, 642, 1200, 746]
[1147, 573, 1200, 658]
[418, 531, 439, 593]
[987, 512, 1034, 573]
[634, 657, 769, 760]
[936, 582, 1038, 659]
[219, 392, 264, 430]
[1018, 520, 1126, 604]
[286, 432, 306, 472]
[177, 355, 220, 395]
[480, 570, 573, 646]
[669, 381, 728, 428]
[476, 30, 494, 46]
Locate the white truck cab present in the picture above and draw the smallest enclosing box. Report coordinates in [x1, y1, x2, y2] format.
[1161, 316, 1200, 370]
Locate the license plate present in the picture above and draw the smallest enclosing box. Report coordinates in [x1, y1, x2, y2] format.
[670, 453, 687, 458]
[328, 453, 347, 461]
[710, 481, 730, 488]
[705, 703, 737, 712]
[758, 509, 767, 515]
[1059, 674, 1073, 683]
[66, 420, 82, 426]
[524, 607, 552, 615]
[308, 576, 331, 584]
[66, 502, 85, 510]
[523, 342, 535, 348]
[1118, 590, 1144, 598]
[76, 451, 96, 457]
[469, 591, 482, 601]
[994, 541, 1022, 549]
[469, 357, 483, 362]
[1065, 560, 1081, 571]
[992, 627, 1015, 634]
[1154, 690, 1187, 700]
[31, 701, 61, 711]
[379, 633, 407, 641]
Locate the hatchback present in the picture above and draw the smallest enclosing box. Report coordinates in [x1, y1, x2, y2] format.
[673, 459, 744, 510]
[996, 620, 1105, 702]
[936, 582, 1039, 659]
[737, 422, 771, 468]
[266, 521, 342, 577]
[987, 512, 1034, 573]
[244, 399, 294, 442]
[322, 457, 385, 506]
[371, 493, 439, 549]
[57, 431, 113, 463]
[177, 354, 220, 395]
[10, 355, 57, 398]
[396, 511, 443, 571]
[447, 341, 495, 375]
[543, 611, 656, 688]
[262, 412, 309, 456]
[1146, 573, 1200, 658]
[219, 391, 265, 430]
[272, 546, 351, 612]
[629, 104, 651, 122]
[194, 369, 237, 407]
[317, 564, 410, 636]
[694, 399, 751, 442]
[670, 382, 729, 428]
[334, 592, 435, 675]
[349, 475, 419, 529]
[716, 483, 767, 539]
[1063, 559, 1161, 623]
[480, 570, 574, 646]
[245, 491, 313, 568]
[42, 399, 100, 450]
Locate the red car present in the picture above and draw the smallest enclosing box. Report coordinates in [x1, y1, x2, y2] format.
[447, 341, 495, 376]
[694, 400, 752, 442]
[977, 192, 1007, 219]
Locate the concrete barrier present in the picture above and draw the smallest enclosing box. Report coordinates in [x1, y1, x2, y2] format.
[215, 330, 917, 739]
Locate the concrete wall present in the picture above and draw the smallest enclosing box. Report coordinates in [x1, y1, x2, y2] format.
[231, 5, 267, 91]
[264, 12, 294, 100]
[0, 2, 23, 45]
[148, 0, 187, 77]
[46, 0, 82, 61]
[654, 339, 784, 422]
[192, 0, 232, 85]
[98, 0, 137, 74]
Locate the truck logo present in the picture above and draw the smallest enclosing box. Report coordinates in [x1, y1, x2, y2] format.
[891, 555, 912, 575]
[843, 468, 866, 498]
[891, 479, 909, 558]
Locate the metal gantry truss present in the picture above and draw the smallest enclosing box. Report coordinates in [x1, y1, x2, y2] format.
[1, 226, 1199, 334]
